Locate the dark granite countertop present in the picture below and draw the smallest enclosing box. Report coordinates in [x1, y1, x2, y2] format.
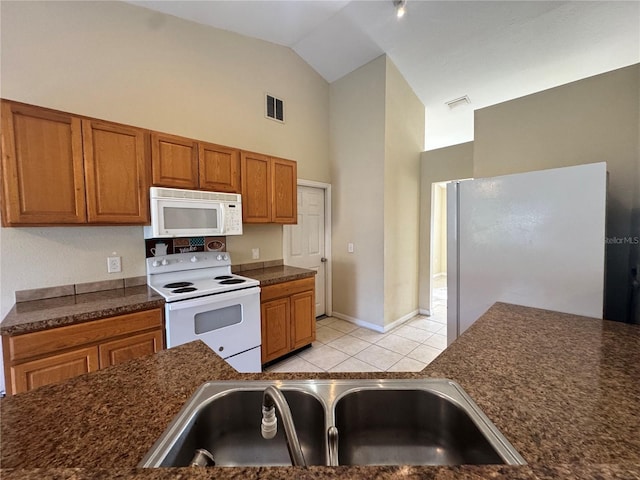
[1, 302, 639, 479]
[0, 286, 165, 336]
[0, 265, 313, 337]
[242, 265, 316, 286]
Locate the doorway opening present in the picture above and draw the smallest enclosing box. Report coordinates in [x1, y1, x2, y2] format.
[429, 182, 448, 324]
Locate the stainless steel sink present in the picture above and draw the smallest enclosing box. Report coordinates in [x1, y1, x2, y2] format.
[139, 379, 525, 468]
[335, 388, 504, 465]
[140, 384, 328, 466]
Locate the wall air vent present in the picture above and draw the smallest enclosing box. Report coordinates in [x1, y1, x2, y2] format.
[445, 95, 471, 109]
[265, 94, 285, 123]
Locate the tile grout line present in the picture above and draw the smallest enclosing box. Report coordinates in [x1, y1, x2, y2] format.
[279, 314, 446, 373]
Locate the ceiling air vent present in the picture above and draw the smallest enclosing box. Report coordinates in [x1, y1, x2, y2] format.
[445, 95, 471, 109]
[265, 94, 284, 123]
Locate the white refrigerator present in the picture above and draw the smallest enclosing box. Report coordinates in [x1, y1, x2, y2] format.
[447, 162, 607, 344]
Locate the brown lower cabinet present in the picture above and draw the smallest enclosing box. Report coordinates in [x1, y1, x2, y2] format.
[260, 277, 315, 364]
[2, 308, 164, 395]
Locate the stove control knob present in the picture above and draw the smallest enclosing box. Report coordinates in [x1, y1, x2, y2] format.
[216, 254, 223, 261]
[222, 254, 229, 261]
[152, 260, 160, 267]
[190, 256, 198, 263]
[161, 258, 169, 266]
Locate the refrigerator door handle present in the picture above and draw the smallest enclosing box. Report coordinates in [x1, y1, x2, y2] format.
[446, 181, 461, 345]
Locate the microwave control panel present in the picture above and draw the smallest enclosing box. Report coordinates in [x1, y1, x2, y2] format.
[224, 204, 243, 234]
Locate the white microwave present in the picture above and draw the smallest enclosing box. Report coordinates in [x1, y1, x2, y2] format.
[144, 187, 243, 238]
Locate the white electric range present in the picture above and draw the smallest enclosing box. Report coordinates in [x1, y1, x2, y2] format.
[146, 252, 261, 372]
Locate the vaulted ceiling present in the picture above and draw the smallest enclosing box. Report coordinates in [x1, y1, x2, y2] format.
[126, 1, 640, 149]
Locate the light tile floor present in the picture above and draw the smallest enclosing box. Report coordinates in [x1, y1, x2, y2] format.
[266, 276, 448, 373]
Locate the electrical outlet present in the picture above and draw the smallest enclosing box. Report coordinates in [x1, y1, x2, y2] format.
[252, 248, 260, 260]
[348, 243, 354, 253]
[107, 256, 122, 273]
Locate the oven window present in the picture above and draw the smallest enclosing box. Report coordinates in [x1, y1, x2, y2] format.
[194, 304, 241, 334]
[164, 207, 218, 230]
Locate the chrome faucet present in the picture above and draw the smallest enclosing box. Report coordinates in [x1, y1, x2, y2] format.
[261, 385, 307, 467]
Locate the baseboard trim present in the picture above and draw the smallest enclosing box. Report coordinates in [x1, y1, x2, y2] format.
[331, 312, 384, 332]
[419, 308, 431, 316]
[384, 309, 420, 332]
[331, 309, 420, 333]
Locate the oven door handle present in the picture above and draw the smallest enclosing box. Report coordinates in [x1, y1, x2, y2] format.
[166, 286, 261, 311]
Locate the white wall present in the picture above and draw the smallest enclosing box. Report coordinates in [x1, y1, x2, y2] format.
[330, 55, 425, 329]
[329, 56, 386, 326]
[0, 0, 330, 318]
[431, 184, 447, 276]
[474, 64, 639, 322]
[383, 59, 424, 325]
[418, 142, 474, 313]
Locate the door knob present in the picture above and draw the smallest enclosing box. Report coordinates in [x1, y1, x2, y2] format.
[321, 257, 327, 262]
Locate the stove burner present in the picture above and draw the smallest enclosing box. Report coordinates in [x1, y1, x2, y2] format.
[164, 282, 194, 289]
[219, 279, 246, 285]
[172, 287, 198, 293]
[214, 275, 233, 280]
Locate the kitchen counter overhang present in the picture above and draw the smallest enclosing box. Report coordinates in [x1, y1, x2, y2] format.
[1, 302, 639, 478]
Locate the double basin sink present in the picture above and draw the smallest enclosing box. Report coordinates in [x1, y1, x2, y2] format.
[139, 379, 525, 468]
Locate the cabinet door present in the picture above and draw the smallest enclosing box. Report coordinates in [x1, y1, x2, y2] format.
[151, 132, 198, 189]
[199, 142, 240, 193]
[1, 101, 86, 225]
[241, 151, 271, 223]
[83, 119, 150, 224]
[99, 329, 164, 368]
[11, 347, 99, 394]
[290, 290, 315, 350]
[271, 157, 297, 224]
[261, 298, 290, 363]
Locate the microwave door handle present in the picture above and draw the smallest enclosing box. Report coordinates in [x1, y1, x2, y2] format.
[219, 204, 226, 234]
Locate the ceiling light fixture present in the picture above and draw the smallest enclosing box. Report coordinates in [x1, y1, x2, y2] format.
[393, 0, 406, 19]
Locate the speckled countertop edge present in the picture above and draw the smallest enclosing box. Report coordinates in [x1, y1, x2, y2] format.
[1, 464, 640, 480]
[0, 265, 314, 336]
[0, 286, 164, 336]
[2, 302, 640, 479]
[242, 265, 316, 286]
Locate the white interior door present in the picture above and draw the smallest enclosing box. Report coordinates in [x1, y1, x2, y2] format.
[284, 185, 326, 317]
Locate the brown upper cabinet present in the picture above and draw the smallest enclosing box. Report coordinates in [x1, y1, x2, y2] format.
[271, 157, 297, 223]
[241, 151, 297, 224]
[0, 100, 150, 226]
[1, 102, 87, 225]
[150, 132, 198, 189]
[83, 119, 149, 224]
[151, 132, 240, 193]
[199, 142, 241, 193]
[1, 99, 296, 227]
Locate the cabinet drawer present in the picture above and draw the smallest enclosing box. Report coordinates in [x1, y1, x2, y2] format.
[11, 346, 99, 394]
[260, 277, 315, 303]
[7, 309, 163, 362]
[99, 329, 164, 368]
